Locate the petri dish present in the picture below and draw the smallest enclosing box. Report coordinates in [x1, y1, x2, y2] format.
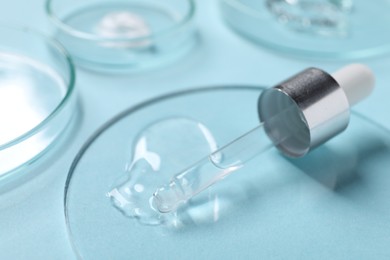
[220, 0, 390, 59]
[66, 86, 390, 259]
[0, 26, 76, 180]
[46, 0, 197, 72]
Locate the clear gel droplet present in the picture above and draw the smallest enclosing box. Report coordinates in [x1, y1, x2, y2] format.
[107, 117, 218, 225]
[266, 0, 351, 37]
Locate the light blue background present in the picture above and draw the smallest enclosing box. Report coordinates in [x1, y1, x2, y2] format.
[1, 1, 390, 259]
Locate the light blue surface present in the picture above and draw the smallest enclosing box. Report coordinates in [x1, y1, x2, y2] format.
[1, 0, 390, 259]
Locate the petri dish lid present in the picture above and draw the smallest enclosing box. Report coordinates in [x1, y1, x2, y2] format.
[221, 0, 390, 59]
[0, 26, 76, 180]
[66, 86, 390, 259]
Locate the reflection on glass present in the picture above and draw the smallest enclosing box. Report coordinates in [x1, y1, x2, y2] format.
[266, 0, 354, 37]
[0, 52, 68, 174]
[107, 117, 222, 227]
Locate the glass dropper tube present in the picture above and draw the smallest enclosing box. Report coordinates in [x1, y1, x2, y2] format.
[152, 104, 301, 213]
[152, 64, 375, 213]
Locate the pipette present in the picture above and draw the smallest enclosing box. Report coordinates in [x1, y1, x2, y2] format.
[152, 64, 375, 213]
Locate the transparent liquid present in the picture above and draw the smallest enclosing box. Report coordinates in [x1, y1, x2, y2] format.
[107, 117, 219, 226]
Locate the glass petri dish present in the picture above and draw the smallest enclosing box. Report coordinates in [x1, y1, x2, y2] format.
[66, 86, 390, 259]
[220, 0, 390, 59]
[46, 0, 197, 71]
[0, 26, 76, 180]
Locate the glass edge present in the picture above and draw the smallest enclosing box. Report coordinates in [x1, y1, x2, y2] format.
[0, 25, 76, 149]
[220, 0, 264, 17]
[45, 0, 196, 42]
[0, 109, 80, 185]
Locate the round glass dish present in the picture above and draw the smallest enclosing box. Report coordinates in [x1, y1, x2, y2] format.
[220, 0, 390, 59]
[46, 0, 197, 71]
[66, 86, 390, 259]
[0, 26, 76, 180]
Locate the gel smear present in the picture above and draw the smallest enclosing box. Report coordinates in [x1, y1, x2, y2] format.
[107, 117, 218, 225]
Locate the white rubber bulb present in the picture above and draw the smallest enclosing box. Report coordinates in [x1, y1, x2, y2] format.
[331, 64, 375, 106]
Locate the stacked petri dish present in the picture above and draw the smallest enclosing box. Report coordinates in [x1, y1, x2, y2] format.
[0, 26, 77, 180]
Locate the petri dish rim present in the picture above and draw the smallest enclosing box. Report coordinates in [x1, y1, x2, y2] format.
[0, 26, 76, 149]
[222, 0, 263, 17]
[45, 0, 196, 42]
[64, 85, 390, 258]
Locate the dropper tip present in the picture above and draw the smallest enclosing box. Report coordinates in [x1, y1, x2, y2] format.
[152, 185, 182, 213]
